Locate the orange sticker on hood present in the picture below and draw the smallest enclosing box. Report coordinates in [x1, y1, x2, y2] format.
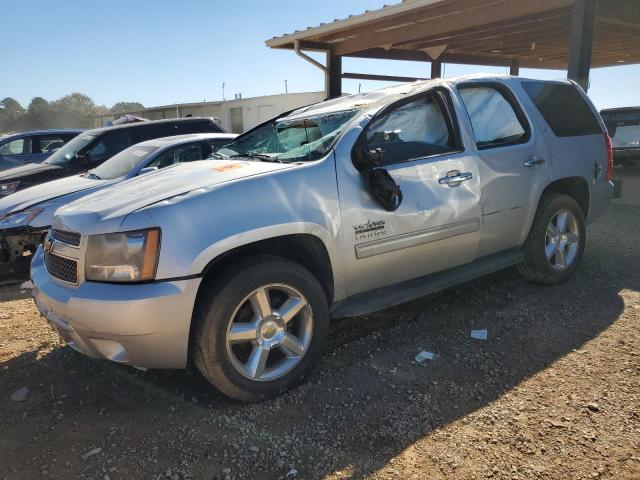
[213, 162, 242, 172]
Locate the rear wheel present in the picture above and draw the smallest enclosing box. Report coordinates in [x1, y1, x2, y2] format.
[517, 193, 586, 285]
[193, 255, 329, 401]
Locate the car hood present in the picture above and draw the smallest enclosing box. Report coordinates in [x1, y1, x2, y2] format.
[0, 157, 26, 172]
[55, 159, 296, 231]
[0, 161, 61, 181]
[0, 174, 111, 217]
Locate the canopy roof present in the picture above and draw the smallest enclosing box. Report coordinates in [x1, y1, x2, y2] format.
[266, 0, 640, 69]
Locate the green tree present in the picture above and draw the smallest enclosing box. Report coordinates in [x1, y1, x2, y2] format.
[26, 97, 50, 129]
[0, 97, 25, 132]
[50, 92, 97, 128]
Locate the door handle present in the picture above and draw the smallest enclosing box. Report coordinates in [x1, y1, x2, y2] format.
[524, 156, 546, 167]
[439, 170, 473, 186]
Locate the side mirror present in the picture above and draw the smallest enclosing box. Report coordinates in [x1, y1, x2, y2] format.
[138, 166, 158, 176]
[352, 146, 382, 172]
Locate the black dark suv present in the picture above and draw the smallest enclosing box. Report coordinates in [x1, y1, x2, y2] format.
[0, 117, 226, 196]
[600, 107, 640, 168]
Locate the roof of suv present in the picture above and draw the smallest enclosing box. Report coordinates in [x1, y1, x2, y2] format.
[85, 117, 224, 136]
[282, 74, 570, 121]
[1, 128, 85, 139]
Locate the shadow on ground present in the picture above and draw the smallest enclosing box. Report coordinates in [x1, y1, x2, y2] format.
[0, 203, 638, 479]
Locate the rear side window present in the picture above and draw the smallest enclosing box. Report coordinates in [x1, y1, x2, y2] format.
[36, 135, 69, 153]
[522, 82, 601, 137]
[458, 85, 528, 149]
[178, 120, 223, 134]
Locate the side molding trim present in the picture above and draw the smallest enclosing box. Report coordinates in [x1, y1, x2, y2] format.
[355, 217, 480, 259]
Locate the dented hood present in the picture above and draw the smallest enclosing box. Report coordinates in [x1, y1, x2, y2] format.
[55, 159, 295, 229]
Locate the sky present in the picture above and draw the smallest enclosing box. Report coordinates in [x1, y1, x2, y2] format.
[1, 0, 638, 111]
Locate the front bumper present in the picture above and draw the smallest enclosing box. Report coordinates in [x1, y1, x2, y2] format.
[31, 248, 202, 369]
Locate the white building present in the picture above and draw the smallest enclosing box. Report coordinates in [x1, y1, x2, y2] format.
[93, 92, 326, 132]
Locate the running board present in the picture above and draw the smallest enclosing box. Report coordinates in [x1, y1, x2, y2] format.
[331, 249, 524, 318]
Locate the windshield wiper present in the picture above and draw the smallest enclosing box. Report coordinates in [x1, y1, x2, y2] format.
[229, 153, 283, 163]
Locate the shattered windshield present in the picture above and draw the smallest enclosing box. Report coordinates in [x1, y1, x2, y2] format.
[217, 109, 359, 162]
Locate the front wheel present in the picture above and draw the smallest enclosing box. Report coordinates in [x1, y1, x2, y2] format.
[517, 193, 586, 285]
[192, 255, 329, 401]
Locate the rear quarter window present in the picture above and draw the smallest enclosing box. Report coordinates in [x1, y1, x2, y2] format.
[522, 82, 602, 137]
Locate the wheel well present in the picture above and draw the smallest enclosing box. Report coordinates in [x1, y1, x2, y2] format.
[541, 177, 590, 218]
[200, 234, 334, 303]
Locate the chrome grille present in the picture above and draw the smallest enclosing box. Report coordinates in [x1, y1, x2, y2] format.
[44, 252, 78, 284]
[51, 229, 81, 247]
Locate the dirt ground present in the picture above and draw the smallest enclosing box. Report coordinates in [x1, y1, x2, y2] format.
[1, 194, 639, 479]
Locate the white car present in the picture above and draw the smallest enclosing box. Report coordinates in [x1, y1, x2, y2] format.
[0, 133, 235, 277]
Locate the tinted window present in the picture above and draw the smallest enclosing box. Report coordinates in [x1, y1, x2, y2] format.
[178, 120, 222, 134]
[146, 143, 205, 169]
[87, 130, 131, 163]
[522, 82, 601, 137]
[131, 123, 177, 144]
[459, 86, 527, 148]
[37, 134, 69, 153]
[365, 95, 456, 165]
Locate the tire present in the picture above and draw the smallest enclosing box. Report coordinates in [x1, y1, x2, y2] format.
[192, 255, 330, 401]
[517, 193, 586, 285]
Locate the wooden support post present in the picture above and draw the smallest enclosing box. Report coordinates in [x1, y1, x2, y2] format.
[430, 61, 442, 79]
[567, 0, 596, 91]
[327, 52, 342, 98]
[510, 59, 520, 76]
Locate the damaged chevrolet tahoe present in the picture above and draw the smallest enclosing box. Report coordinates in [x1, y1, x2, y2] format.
[31, 76, 613, 401]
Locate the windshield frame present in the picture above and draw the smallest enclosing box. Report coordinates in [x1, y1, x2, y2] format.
[216, 108, 362, 164]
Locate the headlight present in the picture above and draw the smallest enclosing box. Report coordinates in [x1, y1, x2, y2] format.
[0, 208, 43, 228]
[85, 228, 161, 282]
[0, 181, 20, 196]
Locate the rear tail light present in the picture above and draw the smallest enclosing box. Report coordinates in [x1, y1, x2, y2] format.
[604, 133, 614, 181]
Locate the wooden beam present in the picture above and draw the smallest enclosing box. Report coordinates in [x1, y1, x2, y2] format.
[342, 73, 427, 82]
[332, 0, 573, 56]
[568, 0, 597, 90]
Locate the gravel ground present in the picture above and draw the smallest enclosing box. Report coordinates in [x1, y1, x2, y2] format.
[0, 202, 639, 480]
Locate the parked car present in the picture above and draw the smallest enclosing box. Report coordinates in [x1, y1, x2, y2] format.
[31, 75, 613, 401]
[0, 133, 235, 278]
[0, 129, 83, 171]
[600, 107, 640, 167]
[0, 117, 225, 197]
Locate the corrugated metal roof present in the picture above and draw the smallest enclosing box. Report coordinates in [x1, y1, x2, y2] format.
[266, 0, 444, 48]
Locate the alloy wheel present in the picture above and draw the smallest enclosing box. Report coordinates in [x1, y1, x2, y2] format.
[545, 209, 580, 271]
[225, 284, 314, 382]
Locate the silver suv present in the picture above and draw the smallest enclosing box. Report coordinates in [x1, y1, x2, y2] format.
[31, 76, 613, 401]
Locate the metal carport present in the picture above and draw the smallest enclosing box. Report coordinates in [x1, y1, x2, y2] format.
[266, 0, 640, 96]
